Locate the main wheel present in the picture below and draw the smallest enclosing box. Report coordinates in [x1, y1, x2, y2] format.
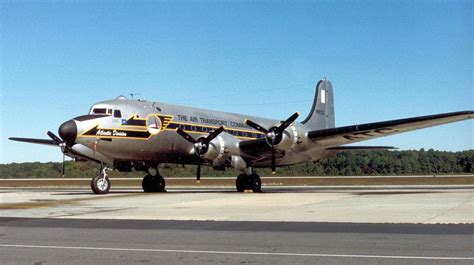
[91, 175, 110, 194]
[236, 174, 246, 192]
[142, 174, 166, 192]
[250, 173, 262, 192]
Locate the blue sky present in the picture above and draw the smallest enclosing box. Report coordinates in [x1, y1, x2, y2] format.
[1, 0, 472, 163]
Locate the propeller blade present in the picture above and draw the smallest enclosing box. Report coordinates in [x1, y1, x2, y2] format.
[244, 119, 268, 134]
[277, 112, 300, 133]
[47, 131, 63, 145]
[176, 128, 197, 144]
[271, 140, 276, 175]
[196, 160, 201, 182]
[62, 154, 65, 177]
[246, 112, 299, 175]
[204, 126, 225, 144]
[176, 126, 225, 183]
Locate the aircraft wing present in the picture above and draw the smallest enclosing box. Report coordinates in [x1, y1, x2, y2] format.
[308, 111, 473, 147]
[9, 137, 58, 147]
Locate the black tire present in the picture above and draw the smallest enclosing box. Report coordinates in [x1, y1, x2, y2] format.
[236, 174, 246, 192]
[142, 174, 166, 192]
[250, 174, 262, 192]
[91, 175, 110, 194]
[142, 175, 152, 192]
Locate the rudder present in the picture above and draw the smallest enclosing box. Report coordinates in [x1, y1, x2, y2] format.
[301, 79, 335, 130]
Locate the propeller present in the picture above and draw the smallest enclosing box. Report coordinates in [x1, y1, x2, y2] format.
[245, 112, 300, 174]
[47, 131, 67, 177]
[176, 126, 225, 182]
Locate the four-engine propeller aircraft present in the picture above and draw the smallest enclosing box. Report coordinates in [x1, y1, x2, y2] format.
[10, 79, 473, 194]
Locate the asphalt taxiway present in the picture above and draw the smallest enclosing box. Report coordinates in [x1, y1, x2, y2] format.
[1, 217, 472, 264]
[1, 185, 473, 264]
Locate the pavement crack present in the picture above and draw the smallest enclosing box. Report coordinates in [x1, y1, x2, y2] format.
[49, 207, 136, 218]
[421, 199, 471, 224]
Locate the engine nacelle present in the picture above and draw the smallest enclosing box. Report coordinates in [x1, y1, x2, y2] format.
[271, 124, 305, 153]
[199, 133, 240, 166]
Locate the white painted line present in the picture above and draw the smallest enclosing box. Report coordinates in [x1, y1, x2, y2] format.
[0, 244, 472, 260]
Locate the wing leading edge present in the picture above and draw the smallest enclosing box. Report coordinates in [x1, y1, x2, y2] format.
[308, 111, 473, 147]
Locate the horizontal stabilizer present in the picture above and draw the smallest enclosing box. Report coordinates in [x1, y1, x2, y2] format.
[327, 146, 396, 151]
[9, 137, 58, 147]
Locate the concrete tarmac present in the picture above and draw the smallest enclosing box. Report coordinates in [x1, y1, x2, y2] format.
[0, 187, 473, 223]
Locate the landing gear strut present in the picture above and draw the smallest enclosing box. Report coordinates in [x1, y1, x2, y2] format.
[236, 173, 261, 192]
[142, 167, 166, 192]
[91, 166, 111, 194]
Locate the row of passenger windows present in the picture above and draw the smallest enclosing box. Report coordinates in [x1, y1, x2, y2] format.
[174, 124, 263, 139]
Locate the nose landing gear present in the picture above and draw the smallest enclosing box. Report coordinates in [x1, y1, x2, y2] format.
[91, 166, 111, 194]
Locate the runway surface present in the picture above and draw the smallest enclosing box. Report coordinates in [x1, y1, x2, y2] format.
[1, 217, 472, 265]
[1, 186, 472, 264]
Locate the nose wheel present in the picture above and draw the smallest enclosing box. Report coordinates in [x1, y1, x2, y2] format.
[91, 167, 111, 194]
[236, 173, 261, 192]
[142, 174, 166, 192]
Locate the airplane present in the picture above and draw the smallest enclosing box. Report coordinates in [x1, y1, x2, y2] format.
[9, 79, 473, 194]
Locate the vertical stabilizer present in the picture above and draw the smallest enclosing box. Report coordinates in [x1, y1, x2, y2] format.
[301, 79, 335, 130]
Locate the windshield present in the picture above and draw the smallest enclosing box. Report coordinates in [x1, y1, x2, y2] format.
[92, 108, 107, 114]
[90, 106, 113, 115]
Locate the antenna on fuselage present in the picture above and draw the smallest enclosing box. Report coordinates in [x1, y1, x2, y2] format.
[129, 93, 140, 100]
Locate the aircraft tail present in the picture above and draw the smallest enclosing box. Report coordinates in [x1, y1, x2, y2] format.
[301, 79, 335, 130]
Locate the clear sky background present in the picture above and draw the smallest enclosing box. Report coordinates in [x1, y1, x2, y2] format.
[0, 0, 472, 163]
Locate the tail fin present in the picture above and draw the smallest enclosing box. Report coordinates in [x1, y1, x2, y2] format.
[301, 79, 335, 130]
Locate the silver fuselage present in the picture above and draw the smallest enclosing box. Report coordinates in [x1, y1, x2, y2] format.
[70, 98, 331, 170]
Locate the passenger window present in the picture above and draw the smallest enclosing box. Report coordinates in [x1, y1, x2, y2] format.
[107, 109, 113, 115]
[114, 110, 122, 118]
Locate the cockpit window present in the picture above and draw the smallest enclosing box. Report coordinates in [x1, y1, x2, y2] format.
[114, 110, 122, 118]
[90, 107, 115, 116]
[92, 108, 107, 114]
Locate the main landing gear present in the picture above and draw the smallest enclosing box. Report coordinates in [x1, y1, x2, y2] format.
[142, 167, 166, 192]
[235, 173, 261, 192]
[91, 166, 111, 195]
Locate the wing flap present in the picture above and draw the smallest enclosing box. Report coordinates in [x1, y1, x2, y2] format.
[308, 111, 473, 147]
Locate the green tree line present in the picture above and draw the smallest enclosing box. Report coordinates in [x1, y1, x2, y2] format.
[0, 149, 472, 179]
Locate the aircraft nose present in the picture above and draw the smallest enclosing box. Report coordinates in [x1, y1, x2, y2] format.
[58, 120, 77, 146]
